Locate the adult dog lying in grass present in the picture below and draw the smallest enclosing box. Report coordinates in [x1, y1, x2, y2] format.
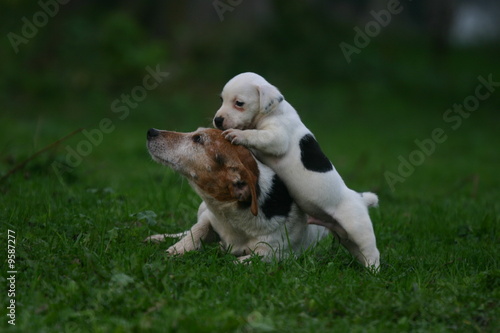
[144, 127, 329, 262]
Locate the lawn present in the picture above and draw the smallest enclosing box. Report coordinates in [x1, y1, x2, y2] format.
[1, 45, 499, 332]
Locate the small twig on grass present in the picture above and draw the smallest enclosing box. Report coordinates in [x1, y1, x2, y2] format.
[0, 128, 83, 183]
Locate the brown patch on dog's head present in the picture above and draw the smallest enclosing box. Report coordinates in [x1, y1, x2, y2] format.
[148, 128, 260, 216]
[199, 129, 260, 216]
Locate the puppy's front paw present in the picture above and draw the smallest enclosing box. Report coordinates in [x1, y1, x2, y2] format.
[222, 129, 246, 146]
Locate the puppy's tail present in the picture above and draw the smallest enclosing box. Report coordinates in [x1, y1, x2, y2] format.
[360, 192, 379, 208]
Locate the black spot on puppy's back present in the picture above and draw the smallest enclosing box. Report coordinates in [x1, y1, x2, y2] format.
[299, 134, 333, 173]
[262, 175, 293, 219]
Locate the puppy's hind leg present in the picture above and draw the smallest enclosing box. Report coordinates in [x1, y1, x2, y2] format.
[309, 202, 380, 269]
[332, 197, 380, 270]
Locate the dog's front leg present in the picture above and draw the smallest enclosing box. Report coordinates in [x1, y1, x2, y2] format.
[223, 127, 289, 156]
[167, 211, 218, 255]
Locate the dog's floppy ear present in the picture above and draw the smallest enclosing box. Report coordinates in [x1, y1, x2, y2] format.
[230, 177, 258, 216]
[230, 146, 260, 216]
[258, 84, 284, 114]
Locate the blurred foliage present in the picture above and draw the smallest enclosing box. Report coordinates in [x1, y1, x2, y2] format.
[1, 5, 167, 110]
[0, 0, 498, 127]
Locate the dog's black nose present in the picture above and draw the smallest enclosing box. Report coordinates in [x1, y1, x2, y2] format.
[214, 117, 224, 130]
[147, 128, 160, 140]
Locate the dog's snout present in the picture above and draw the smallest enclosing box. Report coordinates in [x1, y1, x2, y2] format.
[147, 128, 160, 140]
[214, 117, 224, 130]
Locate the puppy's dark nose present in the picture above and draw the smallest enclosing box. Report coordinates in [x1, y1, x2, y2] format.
[214, 117, 224, 130]
[147, 128, 160, 140]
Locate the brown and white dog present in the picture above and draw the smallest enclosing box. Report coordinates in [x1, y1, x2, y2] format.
[144, 127, 329, 262]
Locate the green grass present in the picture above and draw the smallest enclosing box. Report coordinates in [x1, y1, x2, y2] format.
[1, 48, 500, 331]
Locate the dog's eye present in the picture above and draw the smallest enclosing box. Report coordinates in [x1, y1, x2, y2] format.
[235, 101, 245, 108]
[192, 135, 203, 144]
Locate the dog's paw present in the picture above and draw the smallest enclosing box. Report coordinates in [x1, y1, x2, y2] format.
[222, 129, 246, 146]
[166, 245, 181, 255]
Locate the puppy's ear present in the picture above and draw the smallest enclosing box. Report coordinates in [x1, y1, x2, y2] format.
[258, 84, 284, 114]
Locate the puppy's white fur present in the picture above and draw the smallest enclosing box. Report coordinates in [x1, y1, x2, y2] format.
[145, 128, 329, 262]
[213, 72, 380, 269]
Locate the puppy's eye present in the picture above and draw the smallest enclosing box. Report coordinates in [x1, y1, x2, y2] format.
[235, 101, 245, 108]
[219, 96, 223, 102]
[192, 135, 203, 144]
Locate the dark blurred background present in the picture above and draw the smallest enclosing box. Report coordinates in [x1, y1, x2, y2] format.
[1, 0, 499, 193]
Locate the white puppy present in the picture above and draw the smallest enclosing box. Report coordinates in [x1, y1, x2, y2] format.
[213, 72, 380, 269]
